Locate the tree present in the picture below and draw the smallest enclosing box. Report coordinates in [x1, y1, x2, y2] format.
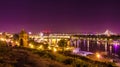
[13, 34, 19, 41]
[58, 39, 67, 53]
[43, 43, 49, 49]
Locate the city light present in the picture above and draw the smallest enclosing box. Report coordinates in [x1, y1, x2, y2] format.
[0, 38, 5, 41]
[15, 41, 19, 45]
[37, 45, 44, 50]
[65, 47, 71, 50]
[53, 48, 57, 52]
[48, 46, 52, 50]
[96, 53, 101, 59]
[11, 41, 13, 43]
[29, 32, 32, 35]
[40, 32, 44, 37]
[29, 44, 34, 48]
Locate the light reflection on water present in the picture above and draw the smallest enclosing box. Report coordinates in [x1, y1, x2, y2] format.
[78, 40, 120, 57]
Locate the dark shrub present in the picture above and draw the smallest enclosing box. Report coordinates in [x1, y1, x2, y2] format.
[43, 52, 56, 60]
[34, 50, 56, 60]
[107, 63, 114, 67]
[62, 58, 74, 65]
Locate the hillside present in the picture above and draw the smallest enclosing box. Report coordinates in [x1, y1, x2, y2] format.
[0, 44, 116, 67]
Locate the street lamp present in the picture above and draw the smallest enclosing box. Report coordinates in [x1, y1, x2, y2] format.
[96, 53, 101, 60]
[96, 54, 100, 58]
[29, 44, 34, 48]
[53, 48, 57, 52]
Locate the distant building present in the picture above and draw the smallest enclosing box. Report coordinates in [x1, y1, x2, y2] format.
[19, 29, 28, 47]
[103, 29, 115, 36]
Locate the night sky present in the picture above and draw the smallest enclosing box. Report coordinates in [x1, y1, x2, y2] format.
[0, 0, 120, 33]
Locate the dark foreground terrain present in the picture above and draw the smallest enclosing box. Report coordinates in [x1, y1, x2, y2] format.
[0, 44, 117, 67]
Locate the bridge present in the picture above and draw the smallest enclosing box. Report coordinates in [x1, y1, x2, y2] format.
[29, 33, 71, 45]
[28, 30, 120, 56]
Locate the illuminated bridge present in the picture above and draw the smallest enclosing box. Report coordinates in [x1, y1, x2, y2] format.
[29, 33, 71, 45]
[29, 30, 120, 56]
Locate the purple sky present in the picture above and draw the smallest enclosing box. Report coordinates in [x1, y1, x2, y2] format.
[0, 0, 120, 33]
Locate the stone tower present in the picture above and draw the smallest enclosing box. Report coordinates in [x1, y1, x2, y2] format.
[19, 29, 28, 47]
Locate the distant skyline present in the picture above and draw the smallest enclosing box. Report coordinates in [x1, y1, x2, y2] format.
[0, 0, 120, 33]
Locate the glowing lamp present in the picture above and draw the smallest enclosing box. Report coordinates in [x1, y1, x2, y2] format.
[0, 38, 5, 41]
[96, 53, 101, 59]
[29, 44, 34, 48]
[29, 32, 32, 35]
[11, 41, 13, 43]
[38, 45, 43, 50]
[53, 48, 57, 52]
[48, 46, 52, 50]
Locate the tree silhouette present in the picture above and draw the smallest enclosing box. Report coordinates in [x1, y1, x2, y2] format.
[43, 43, 49, 49]
[13, 34, 19, 41]
[58, 39, 67, 53]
